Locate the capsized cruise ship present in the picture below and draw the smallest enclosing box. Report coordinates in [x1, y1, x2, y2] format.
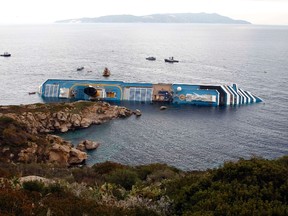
[39, 79, 262, 106]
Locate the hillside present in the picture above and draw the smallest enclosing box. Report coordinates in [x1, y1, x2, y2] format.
[55, 13, 250, 24]
[1, 102, 288, 215]
[1, 156, 288, 215]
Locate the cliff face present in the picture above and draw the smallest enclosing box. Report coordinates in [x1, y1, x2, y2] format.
[0, 101, 132, 166]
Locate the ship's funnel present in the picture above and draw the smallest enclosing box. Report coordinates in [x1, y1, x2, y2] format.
[84, 86, 97, 97]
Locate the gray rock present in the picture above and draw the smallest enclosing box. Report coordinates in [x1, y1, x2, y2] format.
[160, 106, 167, 110]
[134, 109, 142, 117]
[82, 140, 100, 150]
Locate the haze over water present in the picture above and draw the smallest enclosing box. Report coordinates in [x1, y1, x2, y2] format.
[0, 24, 287, 170]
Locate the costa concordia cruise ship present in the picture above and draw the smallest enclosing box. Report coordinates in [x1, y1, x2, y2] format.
[39, 79, 262, 106]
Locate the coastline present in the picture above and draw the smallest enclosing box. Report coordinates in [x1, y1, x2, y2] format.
[1, 101, 288, 215]
[0, 101, 133, 166]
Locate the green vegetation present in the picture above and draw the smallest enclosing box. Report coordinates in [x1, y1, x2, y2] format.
[0, 157, 288, 215]
[0, 116, 31, 147]
[0, 101, 96, 115]
[165, 157, 288, 215]
[71, 101, 96, 113]
[42, 100, 95, 113]
[0, 116, 49, 163]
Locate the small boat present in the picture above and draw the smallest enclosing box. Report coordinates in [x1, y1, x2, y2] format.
[146, 56, 156, 61]
[77, 66, 84, 71]
[0, 52, 11, 57]
[28, 92, 36, 95]
[103, 67, 111, 77]
[164, 57, 179, 63]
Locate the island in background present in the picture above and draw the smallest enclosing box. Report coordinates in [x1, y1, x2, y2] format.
[55, 13, 251, 24]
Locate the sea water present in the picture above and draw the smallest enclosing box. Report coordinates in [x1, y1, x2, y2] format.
[0, 24, 287, 170]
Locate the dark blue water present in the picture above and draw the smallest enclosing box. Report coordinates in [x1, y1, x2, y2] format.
[1, 24, 287, 170]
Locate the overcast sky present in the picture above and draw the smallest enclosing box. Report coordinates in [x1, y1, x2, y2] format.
[0, 0, 287, 25]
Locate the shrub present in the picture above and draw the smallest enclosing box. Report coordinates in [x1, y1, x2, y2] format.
[46, 183, 64, 194]
[92, 161, 126, 175]
[72, 167, 99, 185]
[0, 116, 15, 125]
[2, 127, 28, 147]
[0, 168, 10, 178]
[0, 188, 33, 215]
[105, 169, 140, 190]
[136, 163, 180, 182]
[164, 157, 288, 215]
[22, 180, 45, 193]
[73, 101, 94, 112]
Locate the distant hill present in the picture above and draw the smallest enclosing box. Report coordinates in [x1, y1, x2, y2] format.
[55, 13, 251, 24]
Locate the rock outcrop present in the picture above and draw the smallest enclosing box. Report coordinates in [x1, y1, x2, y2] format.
[0, 101, 133, 166]
[46, 135, 87, 165]
[3, 101, 132, 134]
[160, 106, 167, 110]
[18, 142, 38, 163]
[78, 140, 100, 151]
[133, 109, 142, 117]
[19, 176, 55, 185]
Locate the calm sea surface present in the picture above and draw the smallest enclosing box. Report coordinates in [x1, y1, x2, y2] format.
[0, 24, 287, 170]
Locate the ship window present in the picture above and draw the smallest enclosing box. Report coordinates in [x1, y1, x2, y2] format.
[44, 84, 59, 97]
[146, 89, 152, 101]
[128, 87, 152, 102]
[141, 89, 146, 101]
[107, 92, 116, 98]
[96, 90, 102, 97]
[135, 89, 141, 101]
[129, 88, 135, 100]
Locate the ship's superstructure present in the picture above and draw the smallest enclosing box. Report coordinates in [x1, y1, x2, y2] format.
[39, 79, 262, 106]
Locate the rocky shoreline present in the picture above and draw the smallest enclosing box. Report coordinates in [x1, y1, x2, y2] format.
[0, 101, 133, 166]
[1, 102, 288, 216]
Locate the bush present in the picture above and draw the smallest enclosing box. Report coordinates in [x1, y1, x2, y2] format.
[72, 167, 99, 185]
[164, 157, 288, 215]
[0, 116, 15, 125]
[0, 188, 33, 215]
[106, 169, 140, 190]
[135, 163, 180, 181]
[46, 183, 64, 194]
[0, 168, 10, 178]
[92, 161, 126, 175]
[22, 180, 45, 193]
[0, 116, 34, 150]
[73, 101, 94, 113]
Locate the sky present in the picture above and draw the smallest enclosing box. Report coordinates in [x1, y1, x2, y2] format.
[0, 0, 288, 25]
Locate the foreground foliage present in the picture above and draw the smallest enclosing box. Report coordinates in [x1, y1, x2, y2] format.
[166, 156, 288, 215]
[0, 156, 288, 215]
